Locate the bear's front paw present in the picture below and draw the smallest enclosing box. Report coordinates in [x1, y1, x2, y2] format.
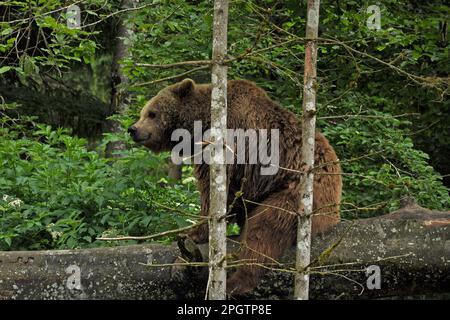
[177, 234, 203, 262]
[171, 235, 208, 299]
[171, 234, 203, 282]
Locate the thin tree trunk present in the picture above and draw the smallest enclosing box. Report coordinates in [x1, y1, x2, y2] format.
[207, 0, 229, 300]
[294, 0, 321, 300]
[168, 162, 182, 181]
[105, 0, 135, 157]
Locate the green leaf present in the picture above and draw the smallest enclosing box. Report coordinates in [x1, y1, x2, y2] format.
[1, 28, 13, 36]
[0, 66, 12, 74]
[4, 237, 12, 247]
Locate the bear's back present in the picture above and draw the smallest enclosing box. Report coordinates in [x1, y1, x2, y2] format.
[226, 80, 301, 135]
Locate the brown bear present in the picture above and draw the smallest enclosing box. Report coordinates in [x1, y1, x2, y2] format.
[129, 78, 342, 296]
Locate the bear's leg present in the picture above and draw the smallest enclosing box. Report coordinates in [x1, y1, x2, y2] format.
[311, 159, 342, 235]
[186, 165, 211, 244]
[227, 189, 298, 296]
[186, 164, 238, 244]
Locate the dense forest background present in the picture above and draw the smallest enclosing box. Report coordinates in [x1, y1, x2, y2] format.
[0, 0, 448, 251]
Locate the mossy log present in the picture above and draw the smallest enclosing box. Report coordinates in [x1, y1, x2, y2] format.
[0, 202, 449, 300]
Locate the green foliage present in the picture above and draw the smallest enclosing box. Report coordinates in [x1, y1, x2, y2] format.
[319, 93, 450, 218]
[0, 111, 199, 250]
[0, 0, 117, 77]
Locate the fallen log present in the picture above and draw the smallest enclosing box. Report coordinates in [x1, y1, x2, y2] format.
[0, 201, 449, 300]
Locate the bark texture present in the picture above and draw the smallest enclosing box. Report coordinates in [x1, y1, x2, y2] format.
[295, 0, 321, 300]
[208, 0, 229, 300]
[105, 0, 135, 157]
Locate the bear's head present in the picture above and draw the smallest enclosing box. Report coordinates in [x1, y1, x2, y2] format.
[128, 78, 200, 152]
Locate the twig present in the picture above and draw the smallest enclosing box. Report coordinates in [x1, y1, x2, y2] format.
[310, 253, 413, 270]
[318, 112, 420, 120]
[81, 2, 156, 29]
[96, 221, 204, 241]
[8, 0, 85, 24]
[132, 65, 209, 87]
[136, 60, 211, 68]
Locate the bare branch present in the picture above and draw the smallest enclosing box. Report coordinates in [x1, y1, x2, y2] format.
[96, 221, 204, 241]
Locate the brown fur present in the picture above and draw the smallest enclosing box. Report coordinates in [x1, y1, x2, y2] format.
[131, 79, 342, 295]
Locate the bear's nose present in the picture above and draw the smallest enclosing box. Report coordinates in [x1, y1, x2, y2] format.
[128, 125, 137, 137]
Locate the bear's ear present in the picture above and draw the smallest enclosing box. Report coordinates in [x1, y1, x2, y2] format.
[171, 78, 195, 98]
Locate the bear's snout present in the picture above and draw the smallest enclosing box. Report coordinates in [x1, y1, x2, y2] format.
[128, 125, 149, 142]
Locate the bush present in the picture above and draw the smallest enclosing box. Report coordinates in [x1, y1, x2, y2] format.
[0, 113, 199, 250]
[320, 93, 450, 218]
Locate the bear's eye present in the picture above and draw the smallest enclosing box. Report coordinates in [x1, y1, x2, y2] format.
[148, 111, 156, 119]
